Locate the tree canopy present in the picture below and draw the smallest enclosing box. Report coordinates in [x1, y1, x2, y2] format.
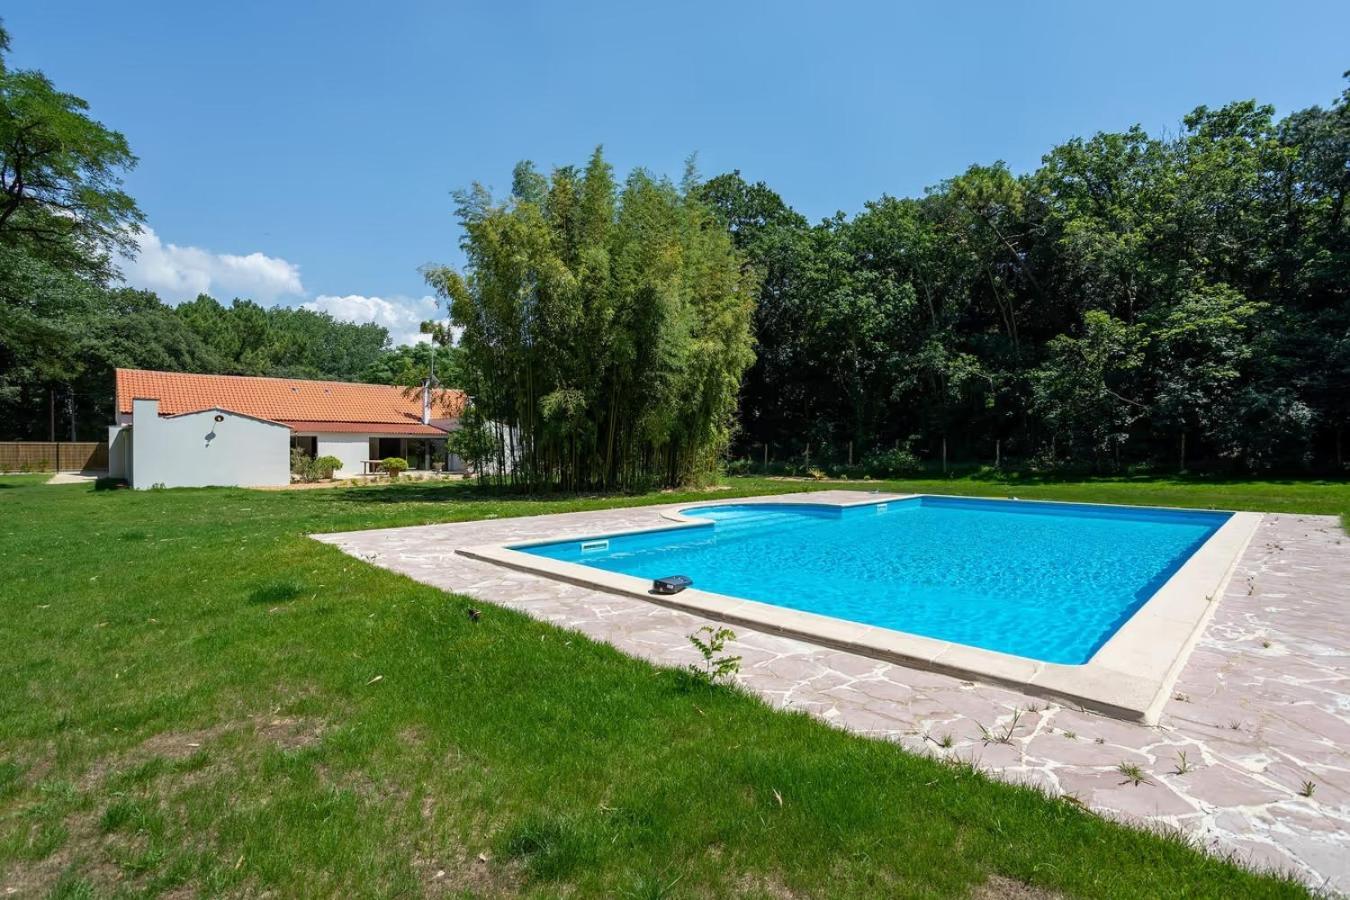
[707, 77, 1350, 474]
[0, 22, 142, 281]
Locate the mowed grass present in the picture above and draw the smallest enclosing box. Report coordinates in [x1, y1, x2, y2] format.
[0, 473, 1340, 898]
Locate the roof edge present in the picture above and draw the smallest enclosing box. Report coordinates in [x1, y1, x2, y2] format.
[162, 406, 291, 428]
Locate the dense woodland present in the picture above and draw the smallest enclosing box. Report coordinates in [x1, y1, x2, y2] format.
[701, 81, 1350, 476]
[1, 15, 1347, 482]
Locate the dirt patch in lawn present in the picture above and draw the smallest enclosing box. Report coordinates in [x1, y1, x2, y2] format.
[74, 714, 323, 793]
[733, 872, 803, 898]
[413, 845, 523, 898]
[970, 874, 1065, 898]
[138, 723, 233, 761]
[251, 714, 324, 751]
[0, 806, 118, 898]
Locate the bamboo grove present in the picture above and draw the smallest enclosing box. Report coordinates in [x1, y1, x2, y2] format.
[424, 151, 757, 490]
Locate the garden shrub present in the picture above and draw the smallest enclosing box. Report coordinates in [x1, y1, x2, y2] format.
[289, 446, 312, 476]
[380, 457, 409, 478]
[860, 447, 922, 478]
[309, 455, 343, 480]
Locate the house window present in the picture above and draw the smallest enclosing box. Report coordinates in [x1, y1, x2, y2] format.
[290, 436, 317, 457]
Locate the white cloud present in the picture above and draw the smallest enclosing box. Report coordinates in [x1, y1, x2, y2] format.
[121, 227, 304, 302]
[303, 293, 443, 346]
[119, 228, 453, 347]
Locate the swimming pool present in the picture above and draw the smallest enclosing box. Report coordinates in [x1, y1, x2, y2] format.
[520, 496, 1230, 665]
[460, 492, 1261, 721]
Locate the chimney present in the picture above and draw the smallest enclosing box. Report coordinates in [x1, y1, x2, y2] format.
[421, 379, 431, 425]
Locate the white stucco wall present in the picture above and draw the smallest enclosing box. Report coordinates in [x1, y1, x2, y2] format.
[311, 433, 370, 477]
[128, 399, 289, 489]
[107, 424, 131, 479]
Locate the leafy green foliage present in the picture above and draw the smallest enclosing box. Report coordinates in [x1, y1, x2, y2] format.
[310, 455, 343, 480]
[722, 76, 1350, 474]
[0, 24, 142, 281]
[426, 148, 757, 490]
[379, 456, 408, 477]
[289, 445, 311, 476]
[685, 625, 742, 685]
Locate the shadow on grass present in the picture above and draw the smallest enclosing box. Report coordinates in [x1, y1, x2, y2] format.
[247, 579, 308, 605]
[331, 479, 651, 506]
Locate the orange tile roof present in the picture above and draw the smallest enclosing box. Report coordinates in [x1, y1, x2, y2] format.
[281, 421, 449, 436]
[116, 369, 466, 435]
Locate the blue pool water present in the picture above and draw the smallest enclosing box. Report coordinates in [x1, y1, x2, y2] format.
[519, 497, 1230, 664]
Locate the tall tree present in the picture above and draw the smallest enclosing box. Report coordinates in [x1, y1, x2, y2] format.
[0, 22, 142, 281]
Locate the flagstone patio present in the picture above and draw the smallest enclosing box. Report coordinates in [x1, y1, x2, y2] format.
[313, 493, 1350, 893]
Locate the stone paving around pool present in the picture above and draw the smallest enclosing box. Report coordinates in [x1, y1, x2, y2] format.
[313, 492, 1350, 894]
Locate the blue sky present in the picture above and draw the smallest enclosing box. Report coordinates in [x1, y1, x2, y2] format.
[7, 1, 1348, 344]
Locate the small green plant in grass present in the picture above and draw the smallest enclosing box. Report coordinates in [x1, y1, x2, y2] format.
[686, 625, 741, 685]
[501, 814, 594, 879]
[1117, 762, 1151, 786]
[620, 869, 685, 899]
[100, 798, 141, 833]
[380, 456, 409, 479]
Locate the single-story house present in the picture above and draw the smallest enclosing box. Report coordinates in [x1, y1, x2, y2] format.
[108, 368, 467, 489]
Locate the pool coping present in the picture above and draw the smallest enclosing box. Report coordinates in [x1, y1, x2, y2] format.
[457, 492, 1263, 724]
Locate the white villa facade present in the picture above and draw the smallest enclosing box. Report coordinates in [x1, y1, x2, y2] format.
[108, 369, 466, 489]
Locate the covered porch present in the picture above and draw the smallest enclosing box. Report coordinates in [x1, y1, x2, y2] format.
[366, 436, 464, 474]
[288, 433, 465, 477]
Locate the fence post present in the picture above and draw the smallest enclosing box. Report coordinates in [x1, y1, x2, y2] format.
[848, 441, 853, 466]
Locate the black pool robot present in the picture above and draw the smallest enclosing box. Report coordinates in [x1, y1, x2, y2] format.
[651, 575, 693, 595]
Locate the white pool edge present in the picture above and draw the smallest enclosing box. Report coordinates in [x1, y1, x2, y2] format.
[457, 492, 1263, 724]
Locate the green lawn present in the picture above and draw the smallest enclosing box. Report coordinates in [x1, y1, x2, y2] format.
[1, 473, 1340, 898]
